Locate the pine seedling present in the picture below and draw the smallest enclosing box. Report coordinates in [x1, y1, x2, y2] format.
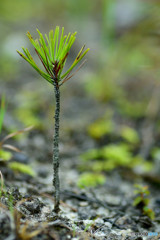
[17, 26, 89, 213]
[133, 184, 155, 220]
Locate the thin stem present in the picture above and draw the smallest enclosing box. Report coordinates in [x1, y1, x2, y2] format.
[53, 81, 60, 213]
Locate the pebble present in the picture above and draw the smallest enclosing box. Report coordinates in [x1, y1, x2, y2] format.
[0, 213, 12, 239]
[104, 222, 112, 228]
[83, 220, 94, 226]
[95, 218, 104, 225]
[115, 216, 131, 226]
[32, 135, 46, 149]
[13, 152, 29, 164]
[21, 198, 44, 214]
[94, 232, 108, 238]
[79, 201, 88, 207]
[96, 207, 109, 217]
[37, 168, 49, 178]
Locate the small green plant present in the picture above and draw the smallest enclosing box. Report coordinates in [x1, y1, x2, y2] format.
[0, 179, 14, 215]
[133, 184, 155, 220]
[17, 26, 89, 213]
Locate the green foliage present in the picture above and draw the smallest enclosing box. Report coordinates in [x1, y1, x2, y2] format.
[8, 162, 36, 176]
[120, 126, 140, 144]
[81, 144, 153, 173]
[81, 148, 101, 162]
[134, 184, 150, 197]
[0, 149, 12, 161]
[117, 99, 148, 119]
[88, 118, 114, 139]
[87, 112, 140, 145]
[83, 112, 153, 176]
[151, 147, 160, 161]
[133, 184, 155, 220]
[17, 26, 89, 86]
[82, 144, 132, 167]
[102, 144, 132, 165]
[78, 172, 106, 188]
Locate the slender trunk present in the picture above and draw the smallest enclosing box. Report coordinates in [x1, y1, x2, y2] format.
[53, 83, 60, 213]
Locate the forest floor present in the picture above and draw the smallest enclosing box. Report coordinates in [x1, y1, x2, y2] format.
[0, 79, 160, 240]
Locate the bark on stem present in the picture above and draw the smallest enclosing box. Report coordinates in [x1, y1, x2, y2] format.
[53, 82, 60, 213]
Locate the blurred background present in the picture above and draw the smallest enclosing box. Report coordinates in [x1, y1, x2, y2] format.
[1, 0, 160, 186]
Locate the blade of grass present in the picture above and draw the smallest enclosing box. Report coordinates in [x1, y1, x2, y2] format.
[0, 170, 4, 194]
[2, 144, 21, 152]
[0, 126, 33, 146]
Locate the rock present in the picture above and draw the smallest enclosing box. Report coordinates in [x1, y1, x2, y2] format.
[20, 198, 44, 215]
[79, 201, 88, 207]
[0, 213, 12, 239]
[37, 168, 48, 178]
[104, 222, 112, 229]
[115, 216, 132, 226]
[13, 152, 29, 164]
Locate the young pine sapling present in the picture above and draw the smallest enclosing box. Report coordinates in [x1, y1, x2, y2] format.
[17, 26, 89, 213]
[133, 184, 155, 220]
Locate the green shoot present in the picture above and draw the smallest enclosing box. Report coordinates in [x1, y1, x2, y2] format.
[17, 26, 90, 86]
[133, 184, 155, 220]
